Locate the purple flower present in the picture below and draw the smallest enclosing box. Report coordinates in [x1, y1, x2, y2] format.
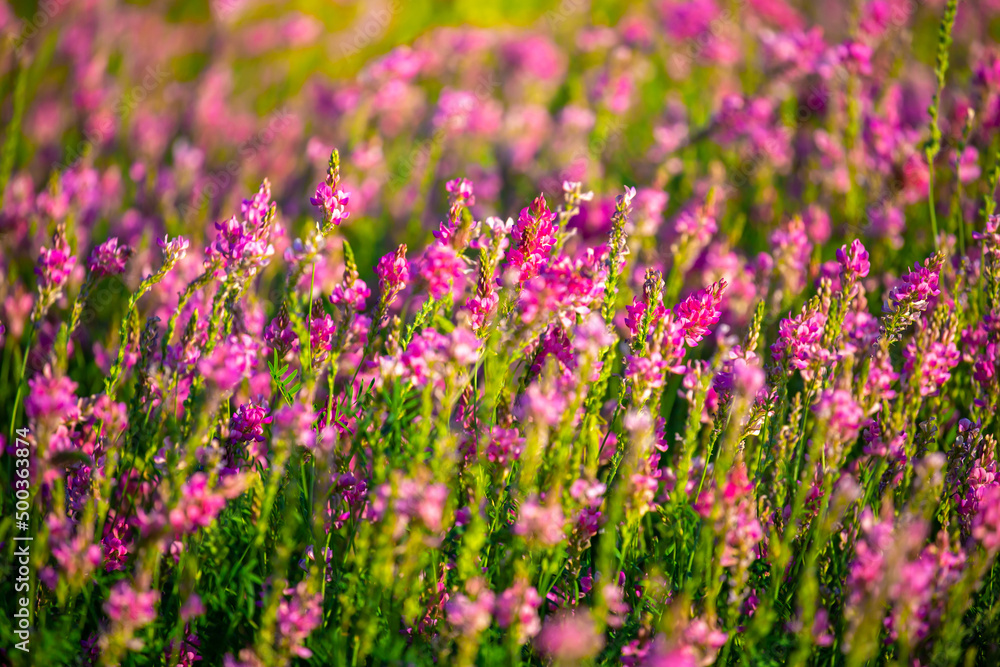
[198, 334, 259, 393]
[26, 367, 79, 422]
[101, 516, 133, 572]
[514, 495, 565, 545]
[230, 400, 272, 444]
[485, 426, 524, 466]
[445, 177, 475, 203]
[309, 313, 337, 363]
[205, 181, 275, 276]
[264, 309, 298, 359]
[375, 244, 409, 313]
[87, 237, 132, 277]
[886, 258, 941, 316]
[495, 580, 542, 644]
[309, 181, 350, 226]
[814, 388, 863, 442]
[157, 234, 190, 265]
[535, 612, 604, 661]
[330, 275, 370, 312]
[446, 587, 495, 635]
[507, 194, 558, 284]
[836, 238, 870, 281]
[105, 580, 159, 631]
[166, 631, 203, 667]
[903, 337, 959, 398]
[771, 307, 831, 380]
[276, 582, 322, 659]
[415, 242, 467, 300]
[35, 232, 76, 291]
[674, 279, 727, 347]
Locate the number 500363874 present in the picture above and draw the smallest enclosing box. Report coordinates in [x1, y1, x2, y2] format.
[13, 427, 32, 532]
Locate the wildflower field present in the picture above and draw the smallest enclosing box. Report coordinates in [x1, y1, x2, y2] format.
[4, 0, 1000, 664]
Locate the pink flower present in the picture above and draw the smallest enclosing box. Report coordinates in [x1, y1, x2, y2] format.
[771, 307, 830, 379]
[276, 582, 322, 658]
[198, 334, 259, 393]
[973, 484, 1000, 554]
[157, 234, 190, 265]
[309, 181, 350, 226]
[495, 580, 542, 644]
[264, 309, 298, 358]
[35, 232, 76, 291]
[954, 145, 981, 184]
[770, 216, 811, 296]
[273, 401, 318, 450]
[449, 326, 481, 365]
[375, 244, 409, 310]
[886, 258, 941, 316]
[836, 239, 870, 281]
[205, 181, 275, 276]
[519, 251, 607, 327]
[814, 388, 863, 442]
[507, 194, 558, 284]
[485, 426, 524, 466]
[466, 292, 499, 332]
[674, 280, 727, 347]
[445, 177, 475, 202]
[673, 205, 717, 246]
[180, 595, 205, 622]
[389, 478, 449, 534]
[26, 366, 79, 422]
[88, 237, 132, 276]
[101, 517, 132, 572]
[415, 242, 467, 300]
[514, 496, 565, 545]
[535, 612, 604, 661]
[625, 353, 674, 404]
[329, 275, 370, 312]
[230, 400, 272, 444]
[168, 473, 244, 535]
[105, 580, 159, 631]
[309, 313, 337, 363]
[446, 589, 495, 635]
[903, 338, 959, 398]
